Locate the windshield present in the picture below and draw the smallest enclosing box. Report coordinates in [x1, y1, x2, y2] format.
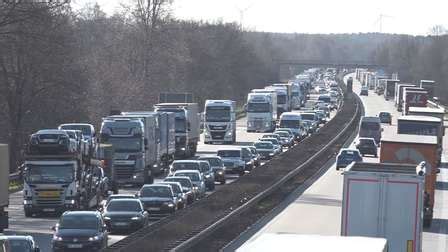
[217, 150, 241, 157]
[172, 162, 199, 171]
[361, 121, 380, 131]
[60, 125, 92, 136]
[200, 158, 222, 166]
[59, 215, 98, 230]
[165, 178, 192, 188]
[140, 186, 172, 197]
[164, 184, 181, 194]
[9, 240, 31, 252]
[301, 114, 315, 121]
[255, 142, 273, 149]
[359, 139, 375, 145]
[103, 137, 142, 153]
[247, 103, 270, 113]
[277, 94, 287, 104]
[175, 172, 199, 182]
[340, 150, 360, 159]
[275, 132, 289, 137]
[279, 120, 300, 128]
[175, 117, 187, 133]
[261, 138, 279, 145]
[107, 200, 141, 212]
[26, 164, 74, 184]
[206, 106, 231, 122]
[318, 96, 331, 103]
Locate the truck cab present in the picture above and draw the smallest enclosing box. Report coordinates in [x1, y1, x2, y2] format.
[100, 117, 153, 185]
[203, 100, 236, 144]
[265, 85, 290, 115]
[246, 92, 277, 133]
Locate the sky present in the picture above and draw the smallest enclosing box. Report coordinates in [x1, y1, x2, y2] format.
[71, 0, 448, 35]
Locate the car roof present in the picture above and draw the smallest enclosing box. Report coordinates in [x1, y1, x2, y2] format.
[173, 160, 200, 164]
[108, 198, 141, 203]
[174, 170, 200, 174]
[36, 129, 68, 134]
[108, 194, 135, 198]
[62, 211, 100, 217]
[3, 235, 34, 241]
[358, 137, 375, 141]
[142, 183, 172, 189]
[166, 176, 192, 181]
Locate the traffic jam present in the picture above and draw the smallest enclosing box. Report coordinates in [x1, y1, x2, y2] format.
[0, 68, 343, 251]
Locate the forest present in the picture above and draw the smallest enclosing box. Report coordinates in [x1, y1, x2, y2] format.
[0, 1, 446, 169]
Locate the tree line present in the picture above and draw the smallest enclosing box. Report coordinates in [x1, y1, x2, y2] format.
[0, 1, 445, 170]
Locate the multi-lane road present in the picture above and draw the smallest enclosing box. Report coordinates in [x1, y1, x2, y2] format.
[6, 96, 336, 251]
[230, 74, 448, 252]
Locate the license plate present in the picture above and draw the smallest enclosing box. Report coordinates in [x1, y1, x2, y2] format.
[42, 208, 55, 212]
[67, 244, 83, 248]
[148, 207, 160, 211]
[40, 191, 59, 197]
[114, 222, 128, 226]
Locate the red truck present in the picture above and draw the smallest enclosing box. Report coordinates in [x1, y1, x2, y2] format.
[380, 131, 439, 227]
[403, 90, 428, 115]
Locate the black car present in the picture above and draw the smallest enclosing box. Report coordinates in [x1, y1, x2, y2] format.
[160, 181, 187, 209]
[163, 176, 196, 204]
[197, 156, 226, 184]
[51, 211, 108, 252]
[4, 235, 40, 252]
[102, 199, 148, 233]
[138, 184, 177, 217]
[355, 137, 378, 157]
[378, 112, 392, 124]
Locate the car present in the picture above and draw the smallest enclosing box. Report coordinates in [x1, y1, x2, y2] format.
[314, 110, 327, 124]
[172, 170, 206, 199]
[261, 134, 281, 143]
[28, 129, 77, 154]
[58, 123, 96, 154]
[0, 236, 10, 252]
[217, 149, 246, 176]
[240, 146, 256, 171]
[197, 156, 226, 184]
[336, 148, 363, 170]
[355, 137, 378, 157]
[164, 176, 196, 204]
[247, 146, 261, 167]
[4, 235, 40, 252]
[104, 194, 136, 207]
[378, 111, 392, 124]
[51, 211, 108, 252]
[102, 199, 148, 233]
[360, 86, 368, 96]
[137, 184, 177, 217]
[274, 130, 294, 147]
[198, 160, 215, 191]
[160, 181, 187, 209]
[259, 138, 282, 154]
[253, 141, 276, 160]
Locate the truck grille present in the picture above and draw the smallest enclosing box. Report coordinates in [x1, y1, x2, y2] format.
[211, 132, 225, 139]
[115, 166, 134, 180]
[35, 188, 63, 206]
[209, 125, 227, 130]
[223, 161, 235, 167]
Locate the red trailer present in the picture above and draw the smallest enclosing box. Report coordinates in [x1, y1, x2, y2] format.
[403, 90, 428, 115]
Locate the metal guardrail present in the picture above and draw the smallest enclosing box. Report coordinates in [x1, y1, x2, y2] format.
[172, 81, 360, 251]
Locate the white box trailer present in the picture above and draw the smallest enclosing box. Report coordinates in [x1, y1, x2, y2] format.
[237, 233, 388, 252]
[341, 162, 425, 252]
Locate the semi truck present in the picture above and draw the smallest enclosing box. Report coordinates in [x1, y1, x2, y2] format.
[100, 115, 157, 185]
[384, 79, 399, 100]
[154, 103, 199, 158]
[246, 92, 277, 132]
[341, 162, 425, 252]
[271, 83, 293, 110]
[408, 106, 445, 123]
[265, 85, 290, 115]
[203, 100, 237, 144]
[291, 82, 304, 108]
[380, 131, 438, 227]
[23, 131, 105, 216]
[395, 84, 415, 111]
[397, 115, 444, 166]
[403, 90, 428, 115]
[0, 144, 9, 233]
[420, 80, 436, 99]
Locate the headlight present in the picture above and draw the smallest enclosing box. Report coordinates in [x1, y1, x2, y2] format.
[64, 200, 75, 205]
[205, 174, 211, 178]
[217, 171, 224, 175]
[53, 235, 63, 241]
[131, 216, 142, 220]
[88, 235, 100, 241]
[193, 186, 199, 190]
[23, 200, 33, 205]
[165, 202, 175, 208]
[269, 153, 274, 156]
[226, 131, 233, 136]
[104, 216, 111, 220]
[180, 147, 186, 151]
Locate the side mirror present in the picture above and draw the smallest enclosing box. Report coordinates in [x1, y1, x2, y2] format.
[35, 248, 40, 252]
[51, 226, 56, 231]
[135, 193, 139, 197]
[437, 168, 441, 174]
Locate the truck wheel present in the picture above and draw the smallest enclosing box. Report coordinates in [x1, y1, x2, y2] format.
[239, 170, 245, 176]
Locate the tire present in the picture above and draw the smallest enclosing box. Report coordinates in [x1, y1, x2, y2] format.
[220, 180, 226, 185]
[239, 170, 245, 176]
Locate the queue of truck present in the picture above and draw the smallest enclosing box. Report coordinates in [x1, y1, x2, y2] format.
[339, 69, 446, 252]
[0, 68, 344, 251]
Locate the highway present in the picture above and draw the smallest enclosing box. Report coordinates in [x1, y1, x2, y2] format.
[230, 74, 448, 252]
[6, 99, 332, 251]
